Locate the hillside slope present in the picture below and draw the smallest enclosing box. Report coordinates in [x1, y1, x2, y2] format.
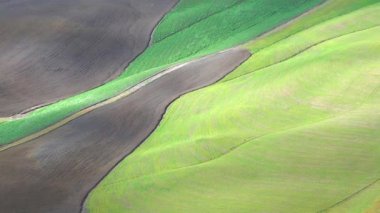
[86, 2, 380, 212]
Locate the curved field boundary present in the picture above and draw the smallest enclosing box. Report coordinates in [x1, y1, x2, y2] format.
[0, 0, 178, 117]
[0, 48, 244, 153]
[0, 48, 250, 213]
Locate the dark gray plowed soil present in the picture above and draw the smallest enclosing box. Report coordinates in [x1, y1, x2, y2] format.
[0, 48, 250, 213]
[0, 0, 177, 117]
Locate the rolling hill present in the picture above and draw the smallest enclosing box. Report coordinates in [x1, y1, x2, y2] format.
[85, 1, 380, 212]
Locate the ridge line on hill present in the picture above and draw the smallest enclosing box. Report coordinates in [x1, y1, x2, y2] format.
[317, 178, 380, 212]
[99, 102, 375, 188]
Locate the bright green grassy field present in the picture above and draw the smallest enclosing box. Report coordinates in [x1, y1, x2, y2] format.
[86, 2, 380, 212]
[0, 0, 323, 146]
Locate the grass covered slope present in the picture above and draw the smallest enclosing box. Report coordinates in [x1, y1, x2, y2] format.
[0, 0, 323, 146]
[86, 3, 380, 213]
[225, 1, 380, 81]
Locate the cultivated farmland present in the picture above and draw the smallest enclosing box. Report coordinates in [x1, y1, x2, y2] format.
[0, 0, 379, 212]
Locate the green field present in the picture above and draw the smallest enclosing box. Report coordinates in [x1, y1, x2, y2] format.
[85, 2, 380, 212]
[0, 0, 323, 146]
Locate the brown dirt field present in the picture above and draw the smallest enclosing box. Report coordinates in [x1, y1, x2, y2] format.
[0, 48, 250, 213]
[0, 0, 177, 117]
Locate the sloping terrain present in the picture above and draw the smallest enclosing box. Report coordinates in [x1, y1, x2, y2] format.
[85, 2, 380, 213]
[1, 0, 379, 212]
[0, 0, 323, 146]
[0, 0, 177, 117]
[0, 48, 249, 213]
